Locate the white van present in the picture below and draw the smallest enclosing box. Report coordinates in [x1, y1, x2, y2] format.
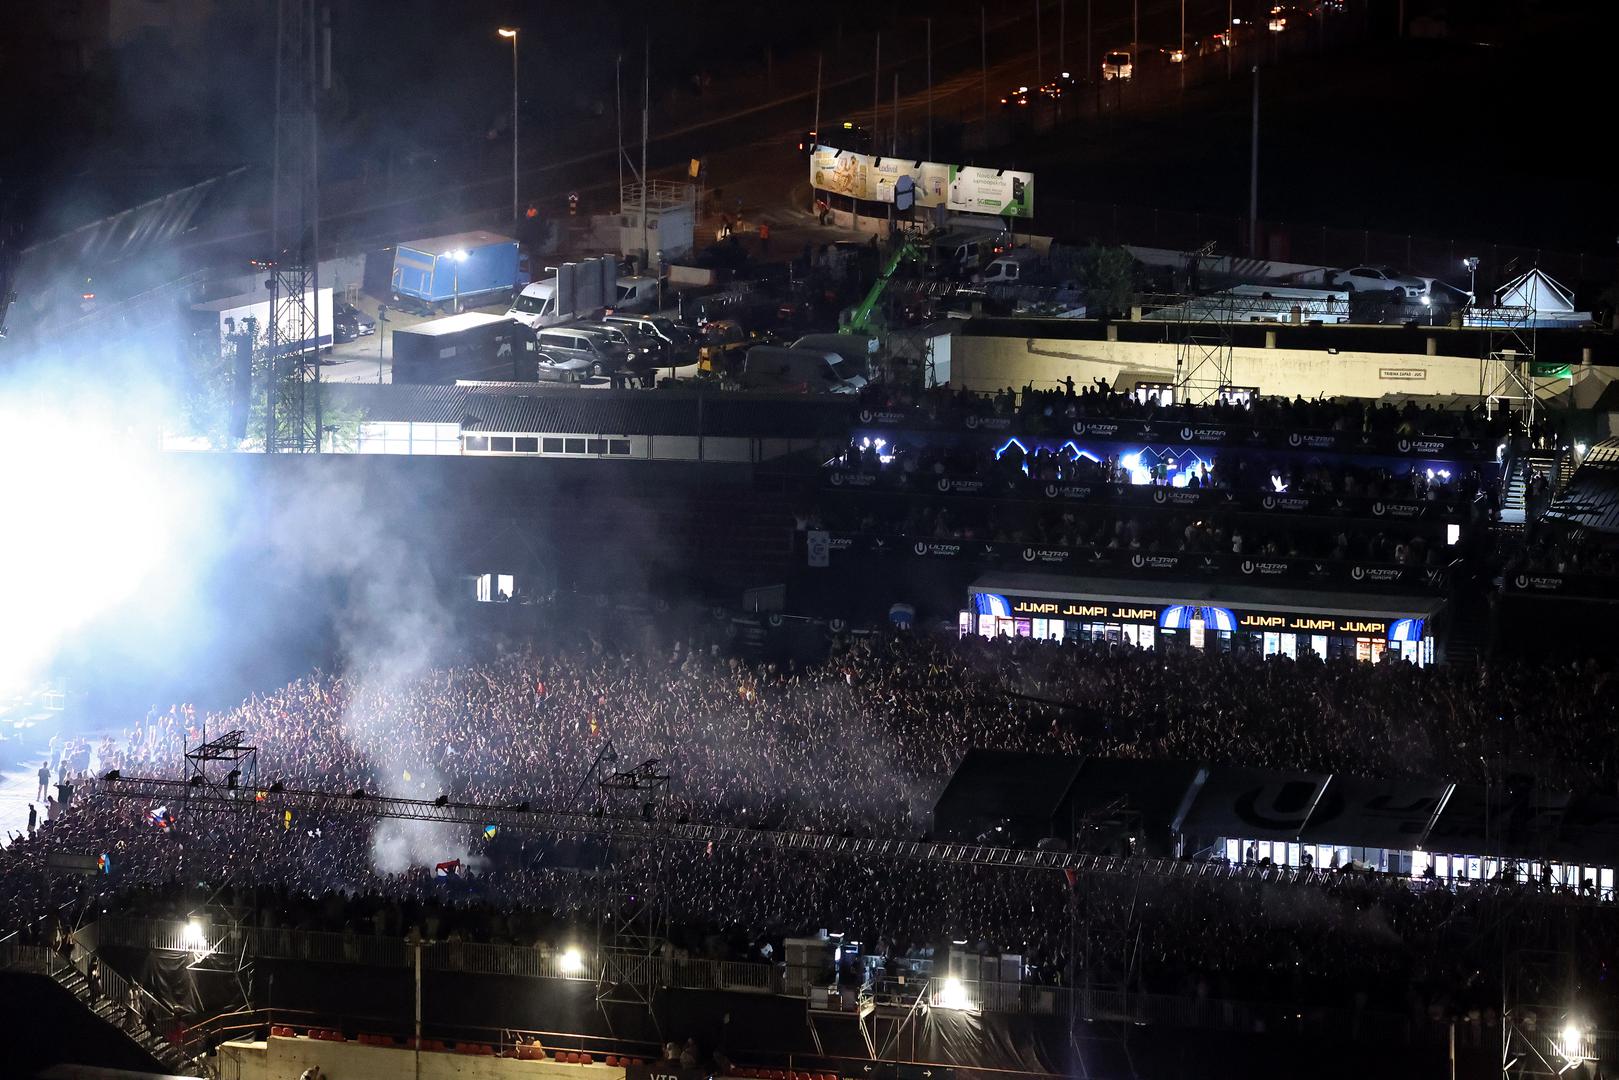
[507, 280, 565, 329]
[978, 248, 1043, 285]
[612, 276, 660, 314]
[1102, 49, 1133, 80]
[740, 345, 867, 394]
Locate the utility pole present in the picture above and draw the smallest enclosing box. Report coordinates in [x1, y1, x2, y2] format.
[926, 18, 933, 161]
[1179, 0, 1186, 92]
[413, 939, 423, 1080]
[640, 37, 649, 268]
[873, 32, 881, 155]
[1060, 0, 1066, 73]
[811, 53, 822, 211]
[1227, 0, 1234, 79]
[1035, 0, 1042, 86]
[1248, 65, 1260, 256]
[1133, 0, 1139, 75]
[616, 54, 624, 197]
[980, 6, 988, 123]
[499, 28, 519, 224]
[1087, 0, 1093, 86]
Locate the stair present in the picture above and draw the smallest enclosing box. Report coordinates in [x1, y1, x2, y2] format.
[24, 948, 202, 1075]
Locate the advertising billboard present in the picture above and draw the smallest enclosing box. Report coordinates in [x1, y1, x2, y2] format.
[810, 146, 1034, 219]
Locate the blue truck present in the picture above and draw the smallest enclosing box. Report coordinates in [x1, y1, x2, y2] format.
[390, 231, 524, 313]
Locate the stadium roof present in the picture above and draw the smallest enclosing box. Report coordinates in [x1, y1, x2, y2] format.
[933, 749, 1085, 837]
[327, 383, 853, 438]
[936, 754, 1619, 865]
[1543, 438, 1619, 536]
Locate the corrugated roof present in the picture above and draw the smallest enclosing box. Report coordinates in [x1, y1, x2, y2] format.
[327, 383, 852, 438]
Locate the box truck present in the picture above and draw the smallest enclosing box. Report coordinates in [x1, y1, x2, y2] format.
[391, 231, 524, 312]
[391, 312, 540, 385]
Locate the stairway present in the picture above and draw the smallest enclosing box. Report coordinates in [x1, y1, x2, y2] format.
[4, 943, 201, 1076]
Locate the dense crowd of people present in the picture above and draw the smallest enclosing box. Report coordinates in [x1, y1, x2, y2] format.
[831, 437, 1491, 510]
[859, 381, 1528, 443]
[810, 497, 1449, 566]
[5, 632, 1619, 1021]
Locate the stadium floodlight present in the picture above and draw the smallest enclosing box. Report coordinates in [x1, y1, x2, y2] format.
[182, 919, 206, 950]
[560, 947, 584, 975]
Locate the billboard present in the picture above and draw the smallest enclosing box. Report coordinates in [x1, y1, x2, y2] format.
[810, 146, 1034, 219]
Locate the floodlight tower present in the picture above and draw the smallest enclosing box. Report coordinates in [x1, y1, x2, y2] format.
[266, 0, 328, 452]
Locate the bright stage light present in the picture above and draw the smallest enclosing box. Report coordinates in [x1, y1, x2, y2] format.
[0, 404, 181, 696]
[182, 919, 206, 950]
[560, 947, 584, 974]
[934, 976, 973, 1011]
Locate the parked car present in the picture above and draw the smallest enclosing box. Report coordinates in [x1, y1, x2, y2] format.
[576, 320, 666, 368]
[534, 353, 593, 384]
[534, 326, 632, 379]
[604, 313, 698, 363]
[1330, 266, 1429, 299]
[333, 302, 376, 344]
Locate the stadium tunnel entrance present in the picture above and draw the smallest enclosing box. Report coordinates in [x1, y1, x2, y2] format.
[962, 572, 1442, 665]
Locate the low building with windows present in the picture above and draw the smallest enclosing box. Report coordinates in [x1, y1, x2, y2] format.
[962, 571, 1441, 665]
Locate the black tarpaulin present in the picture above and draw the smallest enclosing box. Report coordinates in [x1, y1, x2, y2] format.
[1299, 775, 1452, 850]
[1179, 766, 1331, 841]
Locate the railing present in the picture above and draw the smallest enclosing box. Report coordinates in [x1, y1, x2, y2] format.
[73, 915, 1565, 1052]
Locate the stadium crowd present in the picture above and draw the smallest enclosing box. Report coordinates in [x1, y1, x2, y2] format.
[859, 381, 1526, 443]
[4, 633, 1617, 1018]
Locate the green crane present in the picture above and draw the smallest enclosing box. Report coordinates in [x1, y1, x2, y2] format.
[840, 234, 927, 336]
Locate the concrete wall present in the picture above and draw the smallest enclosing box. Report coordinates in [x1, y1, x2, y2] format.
[950, 332, 1619, 402]
[217, 1037, 629, 1080]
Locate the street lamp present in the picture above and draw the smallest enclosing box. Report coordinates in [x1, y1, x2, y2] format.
[441, 248, 469, 313]
[498, 27, 519, 225]
[1462, 256, 1480, 306]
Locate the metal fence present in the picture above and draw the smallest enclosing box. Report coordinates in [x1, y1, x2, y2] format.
[66, 916, 1507, 1049]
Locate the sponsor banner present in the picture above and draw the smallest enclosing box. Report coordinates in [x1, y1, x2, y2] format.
[814, 533, 1441, 591]
[1504, 572, 1619, 600]
[947, 164, 1034, 218]
[993, 596, 1424, 636]
[852, 413, 1495, 461]
[806, 529, 831, 568]
[810, 145, 1034, 218]
[822, 472, 1462, 521]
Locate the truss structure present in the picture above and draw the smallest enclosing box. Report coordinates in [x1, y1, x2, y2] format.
[266, 0, 325, 453]
[100, 775, 1469, 898]
[592, 758, 671, 1034]
[1169, 290, 1236, 404]
[1478, 300, 1540, 434]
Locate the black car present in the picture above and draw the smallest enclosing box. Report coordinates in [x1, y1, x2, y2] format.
[333, 302, 377, 343]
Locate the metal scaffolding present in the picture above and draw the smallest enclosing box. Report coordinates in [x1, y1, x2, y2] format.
[99, 775, 1453, 898]
[266, 0, 326, 453]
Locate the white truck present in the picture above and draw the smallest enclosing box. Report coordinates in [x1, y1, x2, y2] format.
[190, 287, 335, 357]
[506, 256, 617, 330]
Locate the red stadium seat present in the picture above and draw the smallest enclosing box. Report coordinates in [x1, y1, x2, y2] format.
[579, 1052, 594, 1065]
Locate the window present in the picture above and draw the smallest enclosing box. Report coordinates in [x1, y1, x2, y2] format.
[465, 435, 489, 452]
[490, 436, 514, 452]
[515, 437, 538, 453]
[609, 439, 631, 455]
[588, 439, 607, 454]
[542, 437, 564, 453]
[565, 438, 587, 454]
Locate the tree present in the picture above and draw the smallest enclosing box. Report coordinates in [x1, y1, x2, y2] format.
[1051, 243, 1140, 318]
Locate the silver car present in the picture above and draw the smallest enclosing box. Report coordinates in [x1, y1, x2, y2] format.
[1330, 265, 1429, 299]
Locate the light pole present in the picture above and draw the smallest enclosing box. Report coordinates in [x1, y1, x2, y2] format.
[1463, 257, 1480, 307]
[498, 28, 519, 225]
[442, 248, 468, 313]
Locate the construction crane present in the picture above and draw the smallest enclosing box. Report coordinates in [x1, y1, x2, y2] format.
[840, 234, 928, 336]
